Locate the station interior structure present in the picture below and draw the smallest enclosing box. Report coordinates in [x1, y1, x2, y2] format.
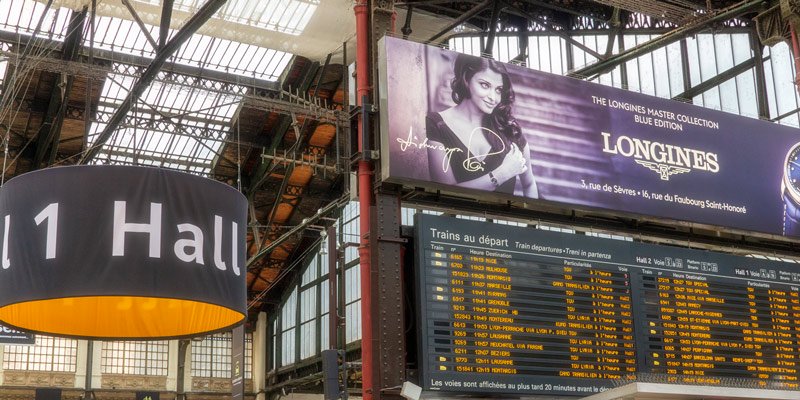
[1, 0, 800, 399]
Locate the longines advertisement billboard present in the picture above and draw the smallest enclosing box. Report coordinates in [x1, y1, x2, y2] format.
[378, 36, 800, 238]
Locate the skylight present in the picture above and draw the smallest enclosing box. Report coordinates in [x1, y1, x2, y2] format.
[135, 0, 320, 36]
[0, 1, 293, 82]
[89, 15, 292, 81]
[87, 63, 245, 175]
[0, 0, 69, 41]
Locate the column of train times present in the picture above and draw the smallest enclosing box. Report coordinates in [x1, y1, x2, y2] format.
[557, 264, 636, 380]
[740, 284, 799, 388]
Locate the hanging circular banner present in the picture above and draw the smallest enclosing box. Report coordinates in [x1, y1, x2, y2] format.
[0, 166, 247, 339]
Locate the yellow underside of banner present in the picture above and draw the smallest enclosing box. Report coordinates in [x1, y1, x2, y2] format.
[0, 297, 244, 339]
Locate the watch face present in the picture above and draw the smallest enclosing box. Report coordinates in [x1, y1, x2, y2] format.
[787, 143, 800, 193]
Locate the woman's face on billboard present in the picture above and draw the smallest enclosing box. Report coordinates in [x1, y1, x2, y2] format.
[467, 68, 503, 115]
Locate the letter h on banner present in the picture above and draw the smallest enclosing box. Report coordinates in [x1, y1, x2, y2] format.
[112, 201, 162, 258]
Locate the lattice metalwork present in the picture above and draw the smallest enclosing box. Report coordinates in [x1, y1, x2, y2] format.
[101, 340, 169, 376]
[625, 13, 678, 29]
[573, 15, 611, 30]
[2, 335, 78, 372]
[592, 0, 698, 23]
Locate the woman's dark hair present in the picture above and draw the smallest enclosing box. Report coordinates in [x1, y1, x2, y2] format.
[450, 53, 523, 149]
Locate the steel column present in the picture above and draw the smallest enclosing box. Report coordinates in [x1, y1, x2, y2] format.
[371, 193, 406, 398]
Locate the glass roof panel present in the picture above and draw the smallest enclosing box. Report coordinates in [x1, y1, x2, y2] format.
[0, 42, 9, 95]
[0, 0, 69, 41]
[138, 0, 320, 36]
[88, 63, 246, 175]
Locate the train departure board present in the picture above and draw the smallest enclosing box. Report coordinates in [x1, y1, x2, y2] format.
[415, 214, 800, 396]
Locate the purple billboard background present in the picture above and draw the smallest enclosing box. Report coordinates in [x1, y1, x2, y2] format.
[379, 36, 800, 237]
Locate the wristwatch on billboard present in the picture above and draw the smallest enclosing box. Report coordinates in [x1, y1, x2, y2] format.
[782, 142, 800, 236]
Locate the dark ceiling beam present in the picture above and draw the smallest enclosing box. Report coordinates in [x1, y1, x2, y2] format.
[604, 8, 622, 58]
[568, 0, 765, 79]
[32, 7, 88, 168]
[159, 0, 174, 49]
[78, 0, 228, 165]
[513, 0, 609, 24]
[483, 0, 503, 55]
[503, 1, 605, 60]
[120, 0, 158, 50]
[672, 56, 757, 101]
[426, 0, 493, 44]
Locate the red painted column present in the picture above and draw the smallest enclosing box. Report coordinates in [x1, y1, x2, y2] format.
[354, 2, 374, 400]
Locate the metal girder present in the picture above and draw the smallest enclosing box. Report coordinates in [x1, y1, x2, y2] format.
[427, 0, 494, 44]
[159, 0, 174, 49]
[371, 192, 406, 395]
[483, 0, 503, 55]
[32, 7, 87, 168]
[120, 0, 158, 50]
[78, 0, 229, 164]
[672, 56, 757, 101]
[568, 0, 765, 80]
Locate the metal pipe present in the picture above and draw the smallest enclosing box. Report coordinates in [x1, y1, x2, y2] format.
[354, 2, 374, 400]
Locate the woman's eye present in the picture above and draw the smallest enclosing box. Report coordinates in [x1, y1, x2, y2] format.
[480, 83, 490, 89]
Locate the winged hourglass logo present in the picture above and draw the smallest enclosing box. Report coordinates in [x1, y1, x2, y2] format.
[635, 160, 691, 181]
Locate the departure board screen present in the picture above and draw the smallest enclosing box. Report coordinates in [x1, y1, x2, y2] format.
[415, 215, 800, 396]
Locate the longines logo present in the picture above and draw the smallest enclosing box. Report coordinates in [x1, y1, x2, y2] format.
[601, 132, 719, 181]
